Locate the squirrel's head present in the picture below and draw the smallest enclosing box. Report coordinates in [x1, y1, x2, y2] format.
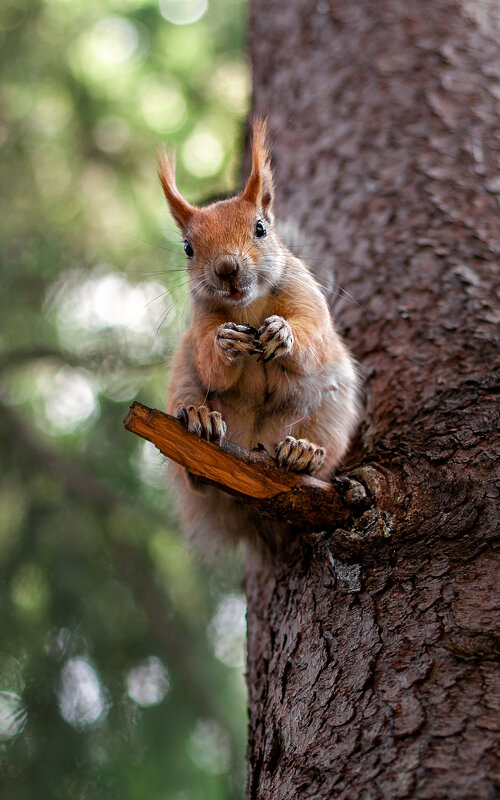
[158, 118, 285, 309]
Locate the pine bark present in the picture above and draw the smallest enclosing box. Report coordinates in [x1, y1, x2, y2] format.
[245, 1, 500, 797]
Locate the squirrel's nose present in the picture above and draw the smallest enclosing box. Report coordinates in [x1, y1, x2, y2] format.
[214, 256, 239, 278]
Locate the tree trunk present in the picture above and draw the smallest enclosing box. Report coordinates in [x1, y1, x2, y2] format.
[245, 1, 500, 797]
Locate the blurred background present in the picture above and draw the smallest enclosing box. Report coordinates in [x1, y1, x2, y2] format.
[0, 0, 250, 797]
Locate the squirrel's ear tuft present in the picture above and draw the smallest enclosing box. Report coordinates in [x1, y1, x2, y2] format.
[157, 146, 195, 231]
[242, 117, 274, 213]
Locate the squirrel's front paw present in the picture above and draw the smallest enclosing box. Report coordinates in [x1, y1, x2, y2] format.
[216, 322, 261, 363]
[276, 436, 325, 475]
[258, 316, 293, 363]
[175, 404, 227, 444]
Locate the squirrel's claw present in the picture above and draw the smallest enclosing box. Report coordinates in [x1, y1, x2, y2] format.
[209, 411, 227, 445]
[258, 315, 294, 362]
[276, 435, 325, 475]
[175, 404, 227, 444]
[217, 322, 261, 361]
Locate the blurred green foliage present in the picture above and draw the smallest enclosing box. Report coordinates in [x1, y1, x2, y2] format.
[0, 0, 250, 797]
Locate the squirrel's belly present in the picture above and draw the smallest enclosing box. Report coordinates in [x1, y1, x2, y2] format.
[209, 363, 339, 452]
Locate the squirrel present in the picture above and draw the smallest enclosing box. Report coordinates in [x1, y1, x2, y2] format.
[158, 118, 359, 551]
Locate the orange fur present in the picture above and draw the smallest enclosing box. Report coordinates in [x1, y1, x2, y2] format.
[242, 117, 274, 210]
[157, 147, 195, 229]
[160, 119, 360, 550]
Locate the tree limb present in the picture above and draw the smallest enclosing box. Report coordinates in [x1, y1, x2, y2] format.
[124, 401, 374, 537]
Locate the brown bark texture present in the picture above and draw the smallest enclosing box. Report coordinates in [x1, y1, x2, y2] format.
[245, 1, 500, 798]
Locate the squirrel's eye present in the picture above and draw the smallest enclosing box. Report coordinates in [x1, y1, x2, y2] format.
[184, 241, 194, 258]
[254, 220, 266, 238]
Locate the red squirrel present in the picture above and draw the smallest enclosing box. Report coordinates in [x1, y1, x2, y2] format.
[158, 119, 359, 548]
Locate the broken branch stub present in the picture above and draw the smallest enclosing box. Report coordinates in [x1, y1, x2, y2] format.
[123, 401, 363, 533]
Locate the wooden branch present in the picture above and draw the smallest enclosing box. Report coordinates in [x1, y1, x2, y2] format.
[124, 401, 368, 533]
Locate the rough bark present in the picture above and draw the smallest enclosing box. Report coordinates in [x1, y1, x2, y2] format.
[245, 1, 500, 798]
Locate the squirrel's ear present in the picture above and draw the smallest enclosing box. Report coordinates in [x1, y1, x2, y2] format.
[242, 117, 274, 214]
[157, 147, 195, 231]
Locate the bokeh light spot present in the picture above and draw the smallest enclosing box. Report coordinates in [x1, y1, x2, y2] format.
[0, 656, 26, 742]
[159, 0, 208, 26]
[58, 657, 109, 729]
[89, 17, 139, 66]
[126, 656, 170, 707]
[139, 76, 186, 133]
[208, 593, 246, 668]
[187, 719, 232, 775]
[11, 563, 50, 616]
[211, 59, 250, 114]
[132, 440, 167, 488]
[48, 266, 175, 359]
[37, 366, 98, 434]
[0, 693, 27, 742]
[182, 125, 224, 177]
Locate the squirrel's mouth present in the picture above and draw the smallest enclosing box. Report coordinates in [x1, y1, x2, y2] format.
[205, 277, 255, 306]
[216, 283, 251, 302]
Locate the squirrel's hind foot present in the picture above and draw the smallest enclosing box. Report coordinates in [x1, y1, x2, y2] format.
[175, 404, 226, 444]
[276, 436, 325, 475]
